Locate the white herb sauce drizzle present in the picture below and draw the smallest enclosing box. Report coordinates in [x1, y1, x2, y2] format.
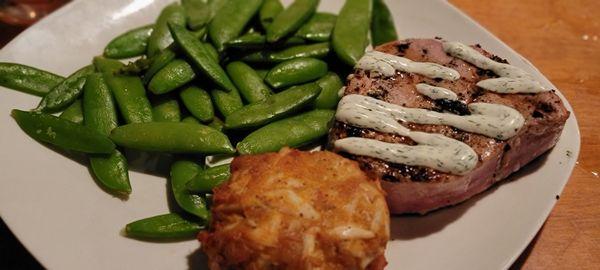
[356, 51, 460, 80]
[415, 83, 458, 100]
[336, 94, 524, 140]
[334, 94, 525, 174]
[443, 41, 548, 93]
[335, 136, 477, 175]
[333, 43, 537, 175]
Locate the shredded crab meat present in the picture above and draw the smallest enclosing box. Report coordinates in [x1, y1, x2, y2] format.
[329, 225, 376, 240]
[265, 189, 321, 219]
[302, 232, 316, 256]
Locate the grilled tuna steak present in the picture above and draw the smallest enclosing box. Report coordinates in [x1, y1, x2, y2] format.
[328, 38, 570, 214]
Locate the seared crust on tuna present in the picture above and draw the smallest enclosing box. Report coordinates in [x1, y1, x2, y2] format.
[328, 39, 569, 214]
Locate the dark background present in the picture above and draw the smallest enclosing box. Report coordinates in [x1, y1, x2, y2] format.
[0, 218, 43, 269]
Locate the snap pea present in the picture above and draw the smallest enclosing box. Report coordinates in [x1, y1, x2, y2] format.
[152, 99, 181, 122]
[240, 42, 329, 63]
[180, 86, 214, 122]
[225, 82, 321, 130]
[93, 56, 123, 74]
[207, 0, 228, 21]
[59, 99, 84, 124]
[226, 34, 255, 47]
[237, 109, 334, 154]
[103, 74, 153, 124]
[259, 0, 283, 29]
[11, 110, 115, 154]
[169, 23, 237, 92]
[183, 0, 227, 36]
[204, 42, 219, 61]
[181, 116, 224, 132]
[371, 0, 397, 46]
[143, 48, 176, 84]
[265, 58, 328, 89]
[83, 74, 118, 135]
[332, 0, 373, 66]
[147, 3, 186, 57]
[125, 213, 203, 239]
[83, 73, 131, 194]
[295, 12, 336, 42]
[226, 61, 272, 104]
[148, 59, 195, 95]
[182, 0, 210, 30]
[210, 88, 243, 117]
[266, 0, 319, 43]
[36, 65, 95, 112]
[186, 164, 230, 193]
[312, 72, 343, 109]
[90, 150, 131, 194]
[0, 62, 64, 96]
[207, 0, 263, 52]
[110, 122, 235, 154]
[181, 116, 202, 125]
[171, 160, 210, 219]
[268, 42, 330, 62]
[225, 32, 304, 49]
[104, 24, 154, 59]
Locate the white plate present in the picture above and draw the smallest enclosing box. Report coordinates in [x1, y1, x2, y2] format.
[0, 0, 580, 269]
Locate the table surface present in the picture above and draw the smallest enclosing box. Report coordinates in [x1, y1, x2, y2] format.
[1, 0, 599, 269]
[450, 0, 600, 269]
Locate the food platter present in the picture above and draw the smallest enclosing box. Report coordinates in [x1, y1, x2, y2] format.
[0, 0, 580, 269]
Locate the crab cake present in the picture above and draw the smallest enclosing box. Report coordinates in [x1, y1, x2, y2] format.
[199, 148, 389, 270]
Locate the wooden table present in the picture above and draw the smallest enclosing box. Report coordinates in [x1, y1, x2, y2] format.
[1, 1, 599, 269]
[450, 0, 600, 269]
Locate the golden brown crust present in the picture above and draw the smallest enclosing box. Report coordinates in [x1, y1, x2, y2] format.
[200, 148, 389, 270]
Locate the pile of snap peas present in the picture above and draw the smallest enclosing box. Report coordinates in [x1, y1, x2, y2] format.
[0, 0, 397, 240]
